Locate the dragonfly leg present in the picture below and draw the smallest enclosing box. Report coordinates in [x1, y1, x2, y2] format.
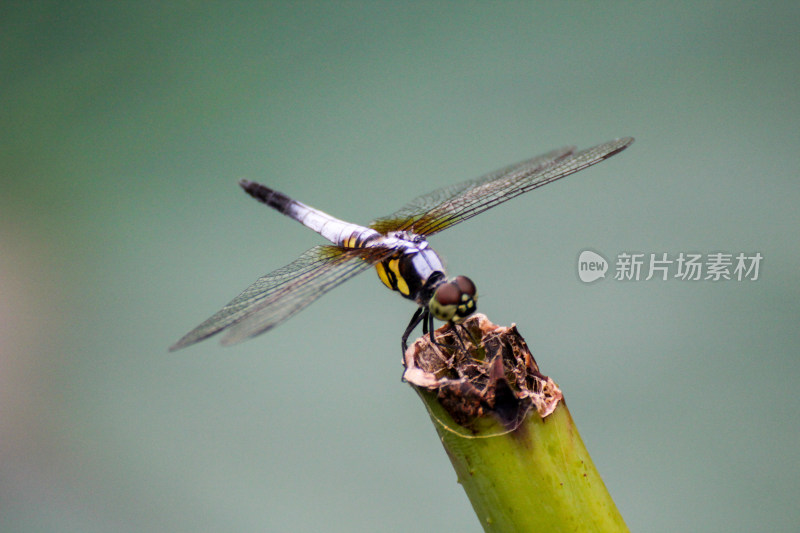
[451, 323, 469, 352]
[425, 309, 440, 344]
[401, 306, 426, 354]
[403, 307, 465, 355]
[429, 313, 464, 352]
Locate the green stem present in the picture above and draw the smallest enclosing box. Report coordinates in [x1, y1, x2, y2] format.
[405, 314, 628, 533]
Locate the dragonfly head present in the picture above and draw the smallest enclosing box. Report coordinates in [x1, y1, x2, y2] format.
[429, 275, 477, 324]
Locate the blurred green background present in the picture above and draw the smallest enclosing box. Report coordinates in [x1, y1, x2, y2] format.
[2, 2, 798, 532]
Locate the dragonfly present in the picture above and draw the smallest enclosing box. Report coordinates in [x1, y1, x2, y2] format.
[170, 137, 634, 353]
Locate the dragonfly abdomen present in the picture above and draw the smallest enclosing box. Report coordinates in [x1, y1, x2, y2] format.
[240, 179, 380, 247]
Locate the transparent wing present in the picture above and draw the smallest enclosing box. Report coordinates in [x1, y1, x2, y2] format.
[370, 145, 575, 233]
[170, 244, 391, 350]
[370, 137, 633, 236]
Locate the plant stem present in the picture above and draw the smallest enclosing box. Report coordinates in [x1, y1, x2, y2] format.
[404, 314, 628, 533]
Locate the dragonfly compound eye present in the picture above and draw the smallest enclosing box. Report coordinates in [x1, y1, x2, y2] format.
[429, 276, 478, 323]
[453, 275, 476, 298]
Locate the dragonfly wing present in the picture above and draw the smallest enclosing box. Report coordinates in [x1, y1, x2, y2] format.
[369, 145, 575, 233]
[371, 138, 633, 236]
[170, 244, 389, 350]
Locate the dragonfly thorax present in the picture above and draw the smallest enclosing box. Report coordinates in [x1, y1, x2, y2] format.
[374, 234, 447, 303]
[372, 233, 478, 322]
